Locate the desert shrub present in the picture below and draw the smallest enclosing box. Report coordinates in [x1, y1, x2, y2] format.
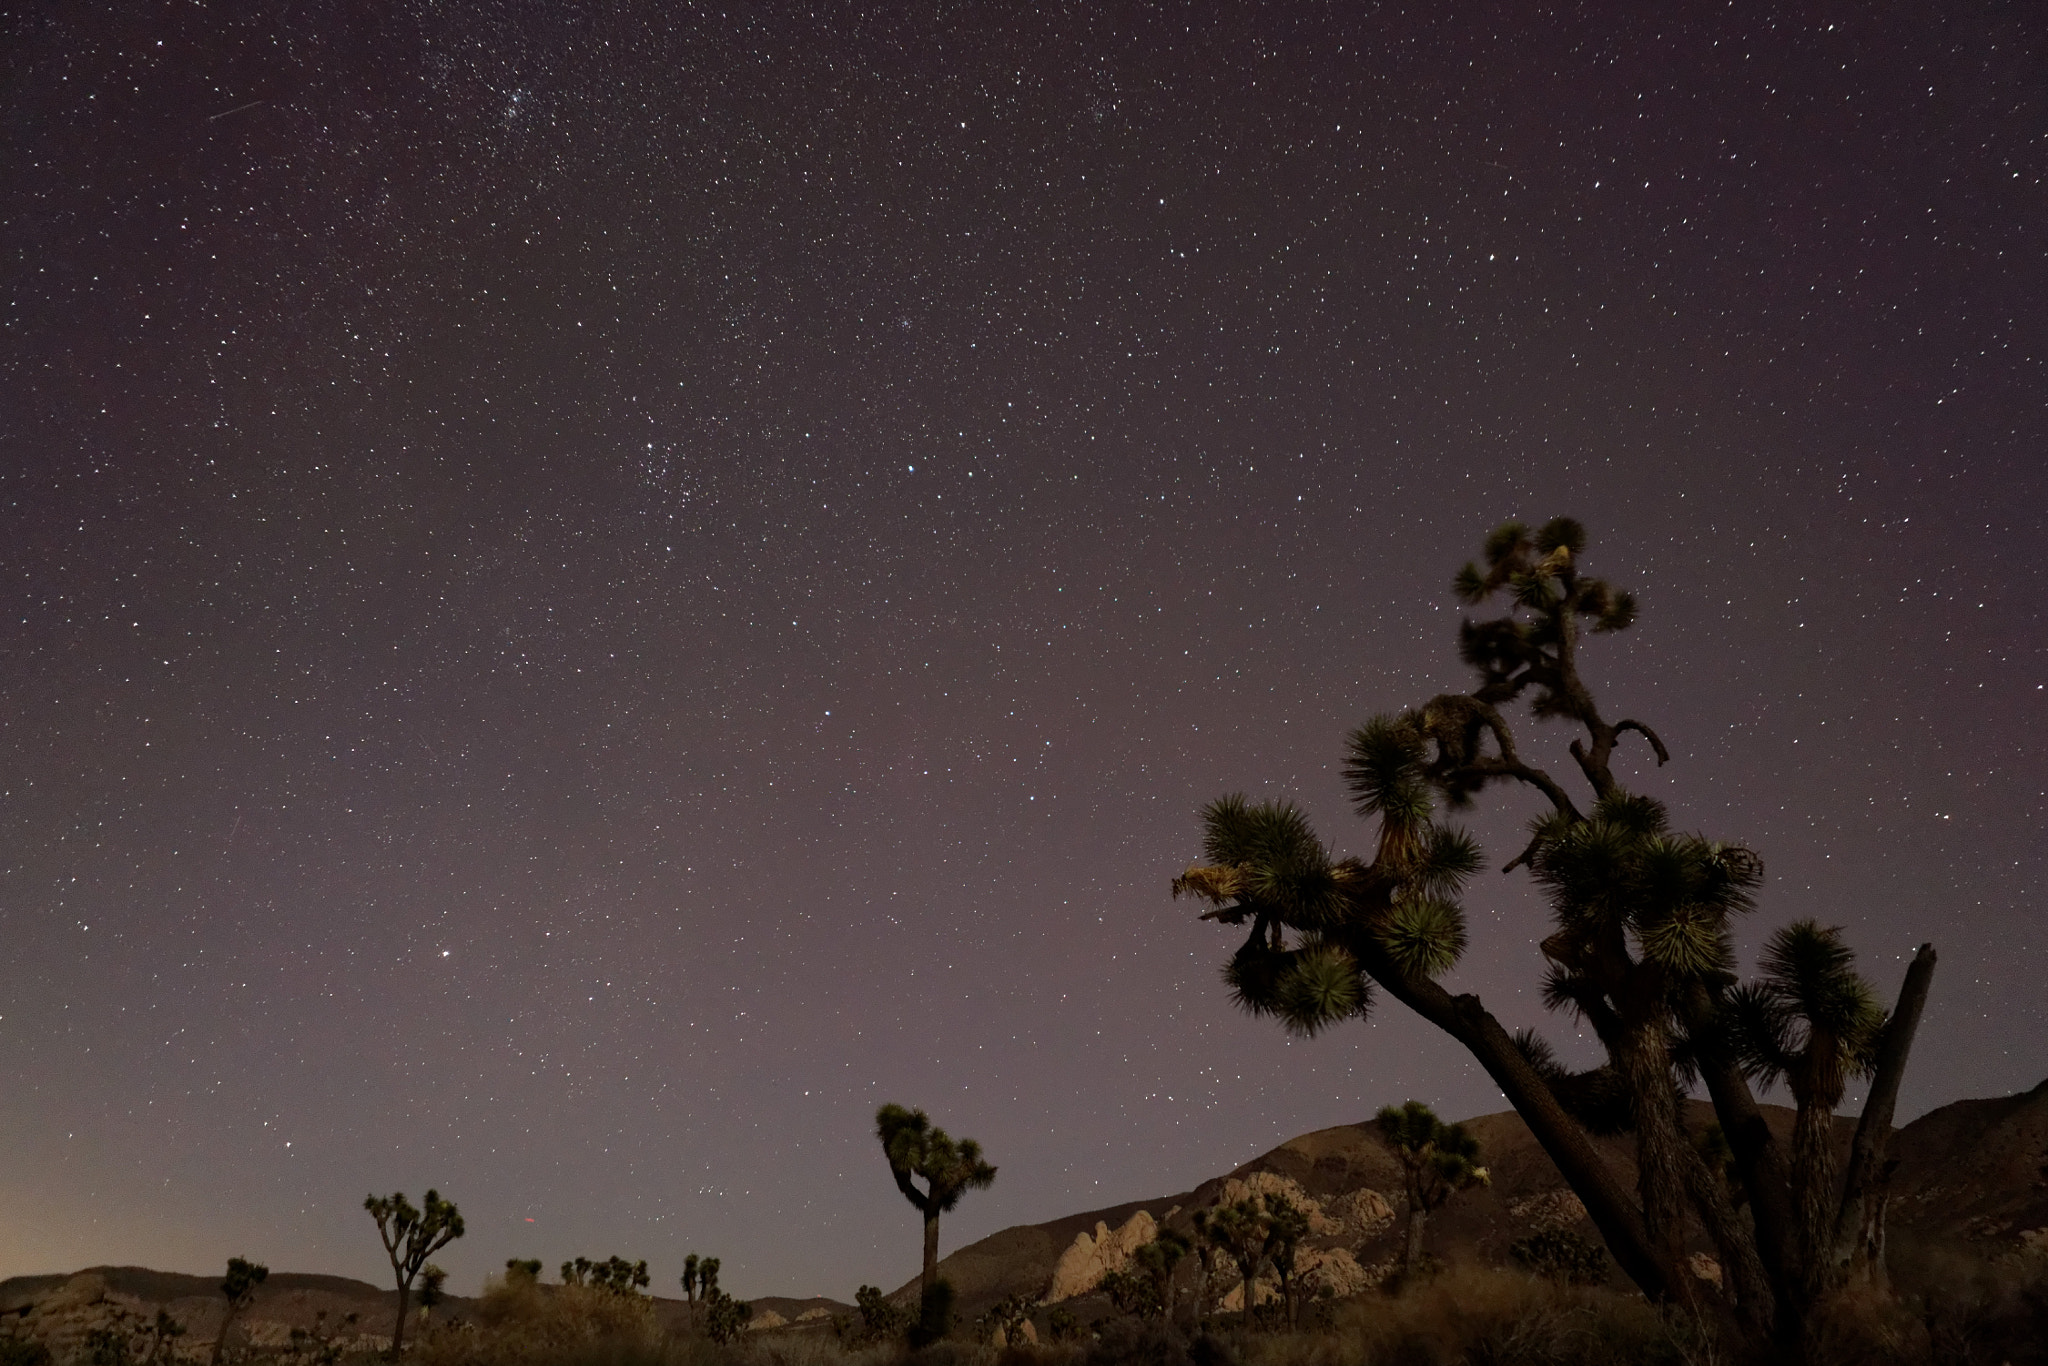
[0, 1338, 52, 1366]
[700, 1291, 751, 1347]
[837, 1286, 913, 1347]
[416, 1271, 659, 1366]
[1044, 1309, 1082, 1345]
[1808, 1242, 2048, 1366]
[1508, 1229, 1609, 1287]
[976, 1293, 1039, 1346]
[1234, 1267, 1708, 1366]
[1084, 1318, 1189, 1366]
[1100, 1268, 1163, 1321]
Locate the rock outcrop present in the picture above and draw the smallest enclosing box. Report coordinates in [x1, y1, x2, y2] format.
[1043, 1210, 1159, 1301]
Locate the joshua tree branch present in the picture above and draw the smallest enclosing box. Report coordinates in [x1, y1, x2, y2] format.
[1346, 931, 1685, 1308]
[1613, 719, 1670, 765]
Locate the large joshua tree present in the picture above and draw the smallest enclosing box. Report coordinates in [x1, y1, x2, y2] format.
[1170, 518, 1936, 1352]
[875, 1103, 997, 1306]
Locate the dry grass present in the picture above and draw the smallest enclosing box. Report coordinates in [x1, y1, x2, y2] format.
[391, 1251, 2047, 1366]
[1232, 1268, 1713, 1366]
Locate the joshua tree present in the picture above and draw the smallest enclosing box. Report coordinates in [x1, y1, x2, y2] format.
[702, 1290, 750, 1346]
[1375, 1102, 1488, 1282]
[365, 1189, 465, 1358]
[680, 1254, 702, 1310]
[1194, 1197, 1269, 1326]
[211, 1258, 268, 1366]
[1170, 517, 1937, 1353]
[1259, 1196, 1311, 1326]
[503, 1260, 542, 1283]
[142, 1309, 187, 1366]
[1133, 1229, 1192, 1323]
[561, 1257, 649, 1296]
[415, 1266, 447, 1326]
[1728, 920, 1886, 1297]
[875, 1102, 997, 1305]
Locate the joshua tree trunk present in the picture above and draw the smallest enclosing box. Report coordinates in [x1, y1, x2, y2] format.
[389, 1283, 412, 1359]
[921, 1211, 940, 1298]
[1831, 945, 1937, 1288]
[1357, 943, 1682, 1305]
[1790, 1058, 1843, 1301]
[1613, 1018, 1706, 1311]
[1401, 1202, 1428, 1281]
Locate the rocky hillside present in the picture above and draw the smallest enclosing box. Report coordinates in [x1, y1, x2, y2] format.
[892, 1084, 2048, 1325]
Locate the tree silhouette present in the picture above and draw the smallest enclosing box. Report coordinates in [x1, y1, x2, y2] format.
[364, 1189, 464, 1358]
[211, 1257, 267, 1366]
[1171, 518, 1937, 1352]
[875, 1102, 997, 1307]
[414, 1266, 447, 1327]
[1375, 1102, 1488, 1282]
[560, 1257, 649, 1296]
[1259, 1197, 1310, 1327]
[1728, 920, 1886, 1298]
[1133, 1229, 1192, 1323]
[1194, 1198, 1269, 1326]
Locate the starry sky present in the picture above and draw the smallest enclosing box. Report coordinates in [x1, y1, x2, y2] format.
[2, 0, 2043, 1304]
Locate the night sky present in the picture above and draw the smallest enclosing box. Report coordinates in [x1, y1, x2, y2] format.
[3, 2, 2043, 1303]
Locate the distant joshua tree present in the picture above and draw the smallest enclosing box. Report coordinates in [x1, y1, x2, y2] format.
[875, 1102, 997, 1317]
[1260, 1195, 1311, 1327]
[503, 1260, 543, 1284]
[211, 1258, 268, 1366]
[1376, 1101, 1488, 1282]
[1131, 1228, 1192, 1323]
[1193, 1198, 1269, 1326]
[560, 1257, 649, 1296]
[364, 1189, 465, 1358]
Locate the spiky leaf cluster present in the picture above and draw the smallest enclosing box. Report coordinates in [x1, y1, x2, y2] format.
[1725, 920, 1886, 1108]
[1529, 793, 1761, 1004]
[876, 1103, 997, 1215]
[1452, 518, 1637, 713]
[1175, 790, 1481, 1036]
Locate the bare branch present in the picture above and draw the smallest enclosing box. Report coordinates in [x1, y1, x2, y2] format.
[1614, 719, 1671, 766]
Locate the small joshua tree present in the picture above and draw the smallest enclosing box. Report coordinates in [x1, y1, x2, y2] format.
[212, 1258, 268, 1366]
[700, 1285, 750, 1346]
[680, 1254, 702, 1312]
[1134, 1229, 1192, 1322]
[1194, 1198, 1270, 1326]
[841, 1285, 911, 1346]
[503, 1260, 542, 1284]
[364, 1189, 464, 1358]
[415, 1266, 447, 1327]
[875, 1103, 997, 1315]
[141, 1309, 187, 1366]
[1376, 1101, 1488, 1283]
